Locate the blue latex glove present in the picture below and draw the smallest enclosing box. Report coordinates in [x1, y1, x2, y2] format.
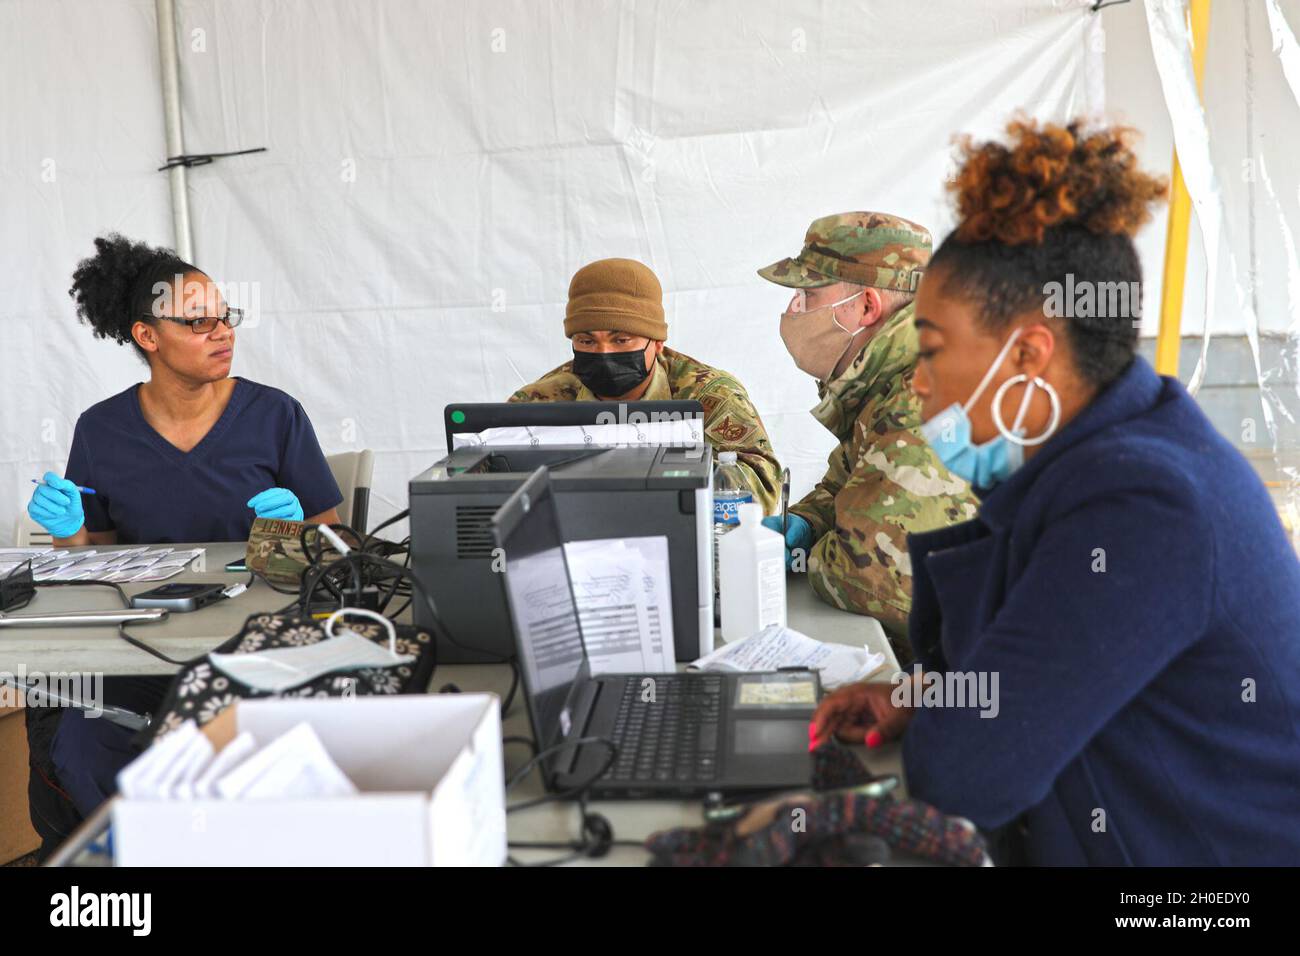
[761, 513, 814, 571]
[27, 471, 86, 539]
[247, 487, 305, 522]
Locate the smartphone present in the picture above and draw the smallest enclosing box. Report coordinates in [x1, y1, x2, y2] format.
[129, 582, 228, 613]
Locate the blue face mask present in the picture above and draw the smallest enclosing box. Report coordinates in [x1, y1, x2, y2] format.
[920, 328, 1035, 489]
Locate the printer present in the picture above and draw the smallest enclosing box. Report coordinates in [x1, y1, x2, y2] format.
[410, 444, 713, 663]
[409, 402, 715, 664]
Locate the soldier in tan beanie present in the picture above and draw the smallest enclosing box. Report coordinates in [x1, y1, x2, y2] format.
[510, 257, 782, 511]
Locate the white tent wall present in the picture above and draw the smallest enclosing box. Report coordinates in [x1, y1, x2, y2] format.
[1, 0, 176, 545]
[3, 0, 1110, 544]
[1187, 0, 1300, 520]
[1100, 0, 1177, 330]
[1119, 0, 1300, 514]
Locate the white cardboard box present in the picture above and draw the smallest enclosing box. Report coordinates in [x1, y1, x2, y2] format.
[111, 694, 505, 866]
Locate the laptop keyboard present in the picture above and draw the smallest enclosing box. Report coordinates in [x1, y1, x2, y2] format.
[606, 675, 723, 784]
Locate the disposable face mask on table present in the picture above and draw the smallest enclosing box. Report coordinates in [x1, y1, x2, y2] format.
[779, 288, 866, 382]
[208, 609, 413, 692]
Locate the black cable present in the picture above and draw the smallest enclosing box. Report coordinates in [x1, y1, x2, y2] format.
[32, 578, 133, 607]
[288, 522, 422, 619]
[300, 523, 364, 600]
[385, 555, 515, 665]
[361, 507, 410, 551]
[44, 574, 248, 667]
[502, 735, 621, 866]
[502, 734, 538, 756]
[505, 736, 617, 811]
[501, 656, 521, 716]
[250, 567, 303, 596]
[1, 558, 36, 612]
[40, 572, 252, 667]
[115, 621, 208, 668]
[248, 526, 507, 697]
[374, 545, 408, 613]
[33, 577, 205, 667]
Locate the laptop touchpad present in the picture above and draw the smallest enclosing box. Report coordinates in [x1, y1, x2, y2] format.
[733, 719, 807, 755]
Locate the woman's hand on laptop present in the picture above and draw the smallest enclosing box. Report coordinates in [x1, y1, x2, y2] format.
[810, 679, 914, 750]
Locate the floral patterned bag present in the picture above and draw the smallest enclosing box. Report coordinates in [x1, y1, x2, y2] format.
[142, 611, 438, 743]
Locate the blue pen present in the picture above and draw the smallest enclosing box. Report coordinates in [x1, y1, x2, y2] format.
[32, 478, 97, 496]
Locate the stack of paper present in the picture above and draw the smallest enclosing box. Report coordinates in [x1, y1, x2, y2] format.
[0, 547, 204, 584]
[452, 419, 704, 449]
[563, 537, 675, 674]
[117, 720, 357, 801]
[690, 623, 888, 690]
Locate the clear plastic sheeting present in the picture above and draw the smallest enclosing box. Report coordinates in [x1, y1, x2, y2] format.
[1145, 0, 1300, 541]
[1, 1, 1103, 543]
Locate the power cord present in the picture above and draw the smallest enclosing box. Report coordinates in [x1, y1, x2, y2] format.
[32, 578, 221, 667]
[503, 735, 629, 866]
[120, 573, 256, 667]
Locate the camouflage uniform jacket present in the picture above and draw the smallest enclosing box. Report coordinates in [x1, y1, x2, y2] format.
[509, 346, 782, 512]
[789, 302, 978, 646]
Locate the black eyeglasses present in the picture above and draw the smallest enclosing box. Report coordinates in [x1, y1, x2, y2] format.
[144, 308, 245, 334]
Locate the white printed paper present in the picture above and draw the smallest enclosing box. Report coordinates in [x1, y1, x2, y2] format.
[690, 624, 887, 691]
[563, 537, 674, 674]
[452, 419, 704, 449]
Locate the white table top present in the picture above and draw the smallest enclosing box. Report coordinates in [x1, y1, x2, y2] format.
[13, 541, 906, 866]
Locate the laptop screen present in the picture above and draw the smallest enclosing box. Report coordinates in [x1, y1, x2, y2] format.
[493, 469, 590, 760]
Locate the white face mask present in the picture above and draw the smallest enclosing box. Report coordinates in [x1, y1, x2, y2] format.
[779, 288, 866, 381]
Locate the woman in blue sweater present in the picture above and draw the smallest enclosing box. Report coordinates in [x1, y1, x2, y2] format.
[812, 119, 1300, 865]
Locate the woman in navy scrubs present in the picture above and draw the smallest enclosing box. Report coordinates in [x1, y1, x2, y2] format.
[811, 120, 1300, 865]
[27, 233, 343, 819]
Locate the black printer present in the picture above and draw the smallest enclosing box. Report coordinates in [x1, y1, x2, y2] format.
[409, 403, 714, 663]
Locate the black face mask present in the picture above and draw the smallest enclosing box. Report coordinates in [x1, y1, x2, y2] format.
[571, 348, 651, 397]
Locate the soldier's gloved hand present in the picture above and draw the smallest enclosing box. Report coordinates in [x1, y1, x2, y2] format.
[247, 487, 304, 522]
[761, 514, 813, 570]
[27, 471, 85, 539]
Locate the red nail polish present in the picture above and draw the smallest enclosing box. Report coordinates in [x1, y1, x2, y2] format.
[865, 730, 882, 749]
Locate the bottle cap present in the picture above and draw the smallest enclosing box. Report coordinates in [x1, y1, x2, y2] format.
[738, 503, 762, 524]
[718, 451, 737, 464]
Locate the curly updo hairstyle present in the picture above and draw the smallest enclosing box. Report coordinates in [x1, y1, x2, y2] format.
[68, 234, 202, 360]
[929, 119, 1168, 388]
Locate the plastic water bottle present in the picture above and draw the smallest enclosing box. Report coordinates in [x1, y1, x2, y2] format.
[719, 503, 787, 642]
[713, 451, 754, 613]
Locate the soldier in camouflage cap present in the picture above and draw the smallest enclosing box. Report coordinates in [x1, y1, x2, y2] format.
[757, 211, 932, 294]
[758, 212, 977, 660]
[509, 257, 782, 511]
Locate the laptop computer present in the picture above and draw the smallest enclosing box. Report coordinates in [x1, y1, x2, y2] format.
[492, 466, 820, 799]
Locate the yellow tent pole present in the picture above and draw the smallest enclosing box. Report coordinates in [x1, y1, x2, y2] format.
[1155, 0, 1213, 378]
